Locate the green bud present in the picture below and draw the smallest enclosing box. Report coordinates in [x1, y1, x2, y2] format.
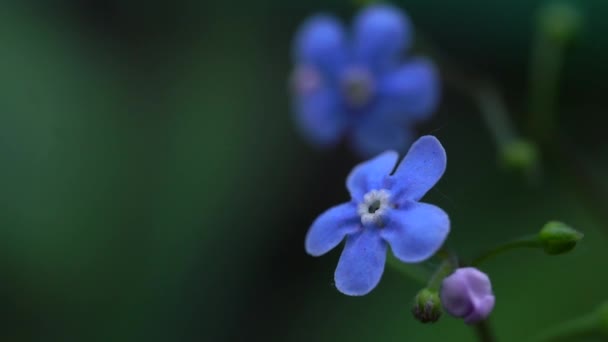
[501, 139, 539, 171]
[539, 2, 582, 45]
[538, 221, 583, 255]
[412, 288, 442, 324]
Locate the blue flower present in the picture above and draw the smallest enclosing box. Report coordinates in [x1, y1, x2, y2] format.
[291, 4, 440, 158]
[305, 136, 450, 296]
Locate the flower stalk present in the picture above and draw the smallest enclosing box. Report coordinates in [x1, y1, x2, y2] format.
[386, 254, 431, 285]
[471, 222, 582, 266]
[427, 257, 455, 291]
[527, 2, 581, 144]
[474, 320, 496, 342]
[415, 32, 540, 176]
[471, 235, 541, 267]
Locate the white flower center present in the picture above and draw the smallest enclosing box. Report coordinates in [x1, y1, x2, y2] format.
[357, 189, 392, 227]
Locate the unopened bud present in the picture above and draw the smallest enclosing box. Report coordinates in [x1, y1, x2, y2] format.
[440, 268, 495, 324]
[501, 139, 538, 172]
[538, 221, 583, 255]
[412, 288, 442, 323]
[539, 2, 582, 45]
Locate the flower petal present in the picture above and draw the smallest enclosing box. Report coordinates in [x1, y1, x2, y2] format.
[390, 135, 447, 202]
[305, 202, 360, 257]
[346, 149, 399, 201]
[381, 203, 450, 262]
[293, 87, 346, 147]
[350, 120, 412, 159]
[334, 228, 386, 296]
[293, 15, 347, 78]
[465, 296, 495, 324]
[353, 5, 412, 73]
[376, 59, 440, 122]
[440, 273, 473, 317]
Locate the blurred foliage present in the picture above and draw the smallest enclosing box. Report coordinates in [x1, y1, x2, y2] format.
[0, 0, 607, 341]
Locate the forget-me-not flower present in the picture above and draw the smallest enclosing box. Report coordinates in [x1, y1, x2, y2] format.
[291, 5, 440, 157]
[305, 136, 450, 296]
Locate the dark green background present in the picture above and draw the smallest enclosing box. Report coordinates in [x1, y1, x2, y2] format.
[0, 0, 606, 341]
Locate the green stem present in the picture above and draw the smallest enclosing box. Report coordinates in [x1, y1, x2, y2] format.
[386, 254, 431, 285]
[386, 248, 459, 285]
[427, 258, 455, 291]
[471, 235, 542, 266]
[416, 33, 521, 152]
[474, 86, 518, 149]
[530, 314, 600, 341]
[523, 9, 608, 233]
[474, 320, 496, 342]
[527, 25, 565, 144]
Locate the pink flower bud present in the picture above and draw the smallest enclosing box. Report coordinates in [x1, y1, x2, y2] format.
[440, 267, 495, 324]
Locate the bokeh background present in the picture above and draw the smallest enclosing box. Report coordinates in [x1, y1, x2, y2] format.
[0, 0, 607, 341]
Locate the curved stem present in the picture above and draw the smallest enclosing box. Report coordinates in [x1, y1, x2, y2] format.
[416, 32, 540, 181]
[427, 258, 455, 291]
[385, 254, 431, 285]
[471, 235, 542, 266]
[419, 30, 608, 233]
[474, 86, 517, 148]
[386, 248, 457, 285]
[416, 33, 518, 148]
[527, 22, 565, 144]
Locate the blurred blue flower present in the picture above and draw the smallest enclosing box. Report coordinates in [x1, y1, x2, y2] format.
[305, 136, 450, 296]
[291, 4, 440, 157]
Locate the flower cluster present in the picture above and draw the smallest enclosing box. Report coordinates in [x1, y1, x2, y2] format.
[294, 2, 586, 335]
[294, 4, 502, 326]
[291, 4, 440, 157]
